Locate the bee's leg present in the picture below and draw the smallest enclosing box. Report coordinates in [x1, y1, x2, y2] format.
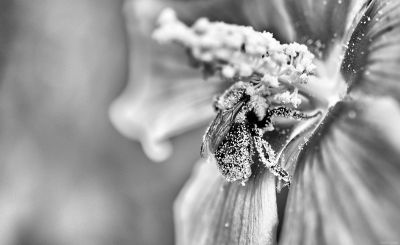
[255, 107, 318, 131]
[253, 128, 291, 185]
[269, 164, 291, 185]
[268, 106, 320, 120]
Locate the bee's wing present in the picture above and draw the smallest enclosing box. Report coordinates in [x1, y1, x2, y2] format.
[200, 101, 245, 158]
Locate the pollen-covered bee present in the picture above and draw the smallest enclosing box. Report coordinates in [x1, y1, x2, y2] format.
[201, 81, 312, 184]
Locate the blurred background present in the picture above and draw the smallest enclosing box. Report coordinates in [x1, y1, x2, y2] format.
[0, 1, 204, 244]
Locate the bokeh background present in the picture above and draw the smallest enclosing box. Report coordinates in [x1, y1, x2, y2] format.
[0, 1, 203, 244]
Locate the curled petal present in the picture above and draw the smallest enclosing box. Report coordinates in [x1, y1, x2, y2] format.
[283, 0, 359, 58]
[109, 46, 222, 161]
[280, 97, 400, 245]
[110, 1, 231, 162]
[175, 159, 278, 245]
[342, 0, 400, 101]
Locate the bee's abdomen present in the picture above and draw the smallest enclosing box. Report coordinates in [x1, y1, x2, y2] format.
[214, 123, 253, 182]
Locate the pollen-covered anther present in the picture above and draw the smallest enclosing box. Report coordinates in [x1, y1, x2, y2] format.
[273, 88, 301, 108]
[153, 8, 316, 84]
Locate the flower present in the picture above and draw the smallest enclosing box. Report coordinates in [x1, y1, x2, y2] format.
[111, 0, 400, 244]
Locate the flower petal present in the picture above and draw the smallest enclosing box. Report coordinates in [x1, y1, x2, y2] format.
[282, 0, 359, 58]
[174, 159, 278, 245]
[341, 0, 400, 101]
[280, 97, 400, 245]
[240, 0, 293, 42]
[110, 1, 232, 162]
[109, 42, 223, 161]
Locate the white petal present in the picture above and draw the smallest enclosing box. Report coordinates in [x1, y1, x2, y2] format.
[282, 0, 360, 58]
[342, 0, 400, 101]
[110, 2, 226, 161]
[175, 159, 278, 245]
[280, 97, 400, 245]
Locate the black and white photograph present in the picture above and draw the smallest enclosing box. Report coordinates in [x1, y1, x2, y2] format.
[0, 0, 399, 244]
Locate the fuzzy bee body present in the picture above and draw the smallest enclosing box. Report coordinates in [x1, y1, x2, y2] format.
[214, 122, 253, 182]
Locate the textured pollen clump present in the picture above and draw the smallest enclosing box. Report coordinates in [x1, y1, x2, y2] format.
[214, 123, 253, 182]
[153, 8, 316, 85]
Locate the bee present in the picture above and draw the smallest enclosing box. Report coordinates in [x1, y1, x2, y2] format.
[201, 81, 313, 185]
